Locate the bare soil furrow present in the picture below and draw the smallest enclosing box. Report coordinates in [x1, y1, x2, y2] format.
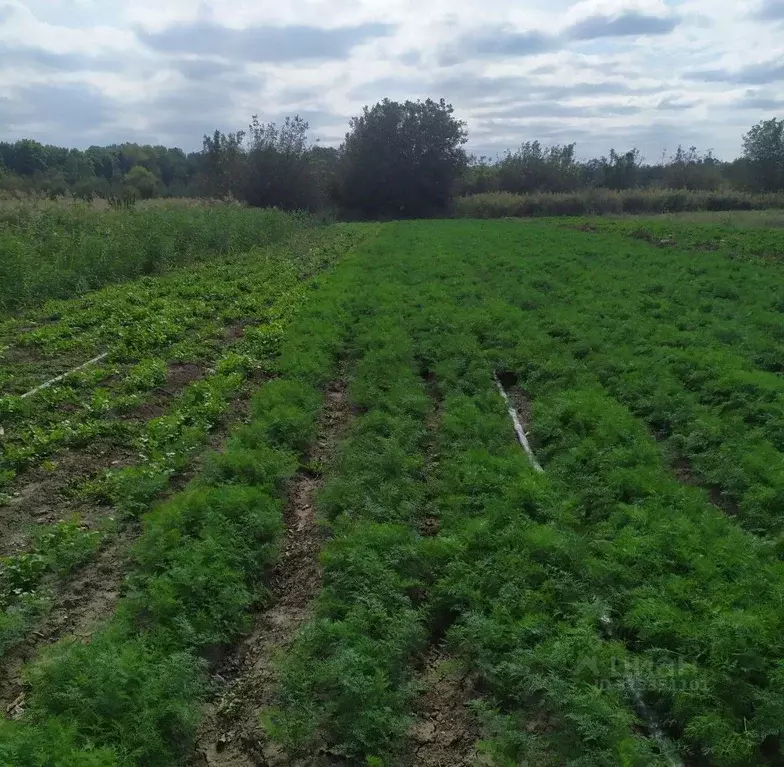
[192, 377, 350, 767]
[0, 528, 134, 715]
[407, 649, 481, 767]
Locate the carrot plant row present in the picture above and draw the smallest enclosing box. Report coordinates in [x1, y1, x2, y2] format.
[481, 220, 784, 537]
[271, 283, 433, 758]
[0, 227, 369, 765]
[268, 220, 784, 766]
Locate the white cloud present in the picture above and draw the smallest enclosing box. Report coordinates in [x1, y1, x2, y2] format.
[0, 0, 782, 158]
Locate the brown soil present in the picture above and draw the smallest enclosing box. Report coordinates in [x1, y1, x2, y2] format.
[225, 321, 256, 342]
[406, 650, 482, 767]
[508, 385, 535, 437]
[403, 370, 483, 767]
[628, 229, 675, 248]
[1, 528, 134, 716]
[165, 362, 206, 391]
[191, 376, 351, 767]
[496, 373, 537, 452]
[0, 443, 136, 557]
[671, 455, 740, 516]
[0, 376, 259, 717]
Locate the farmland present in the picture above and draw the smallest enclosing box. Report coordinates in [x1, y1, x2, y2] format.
[1, 207, 783, 767]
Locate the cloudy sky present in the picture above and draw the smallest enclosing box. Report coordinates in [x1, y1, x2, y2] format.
[1, 0, 783, 160]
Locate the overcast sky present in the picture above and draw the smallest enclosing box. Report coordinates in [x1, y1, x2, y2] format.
[1, 0, 783, 161]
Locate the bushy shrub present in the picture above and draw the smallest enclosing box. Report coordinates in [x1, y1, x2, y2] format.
[453, 189, 784, 218]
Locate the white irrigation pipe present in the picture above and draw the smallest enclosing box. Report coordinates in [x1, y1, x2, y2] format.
[19, 353, 108, 399]
[495, 372, 683, 767]
[598, 610, 684, 767]
[493, 372, 543, 473]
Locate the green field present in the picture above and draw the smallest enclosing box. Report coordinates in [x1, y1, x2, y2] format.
[1, 210, 783, 767]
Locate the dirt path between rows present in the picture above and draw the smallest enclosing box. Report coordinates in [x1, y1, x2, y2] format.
[0, 359, 207, 558]
[407, 647, 482, 767]
[0, 387, 255, 718]
[402, 367, 483, 767]
[192, 376, 350, 767]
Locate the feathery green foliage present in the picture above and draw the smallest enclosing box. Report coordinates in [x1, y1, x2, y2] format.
[0, 225, 369, 765]
[269, 218, 784, 765]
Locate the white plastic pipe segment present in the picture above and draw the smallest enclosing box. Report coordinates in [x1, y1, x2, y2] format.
[493, 371, 544, 473]
[495, 371, 682, 766]
[20, 353, 109, 399]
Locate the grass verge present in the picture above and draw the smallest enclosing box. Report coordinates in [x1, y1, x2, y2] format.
[0, 204, 312, 314]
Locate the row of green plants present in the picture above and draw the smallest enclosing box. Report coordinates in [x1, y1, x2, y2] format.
[476, 220, 784, 537]
[0, 228, 366, 672]
[453, 189, 784, 219]
[266, 219, 784, 765]
[0, 203, 313, 313]
[0, 227, 351, 493]
[270, 279, 433, 758]
[0, 229, 368, 765]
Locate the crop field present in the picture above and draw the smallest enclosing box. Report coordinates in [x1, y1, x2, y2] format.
[1, 210, 783, 767]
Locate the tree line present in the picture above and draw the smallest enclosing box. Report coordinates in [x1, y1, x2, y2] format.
[2, 99, 783, 218]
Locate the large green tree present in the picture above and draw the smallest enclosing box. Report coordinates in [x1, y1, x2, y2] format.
[339, 98, 468, 218]
[241, 115, 317, 210]
[742, 117, 784, 192]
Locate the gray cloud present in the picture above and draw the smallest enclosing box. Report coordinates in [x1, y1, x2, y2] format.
[753, 0, 784, 20]
[657, 96, 699, 111]
[1, 82, 118, 146]
[734, 93, 784, 110]
[173, 58, 237, 80]
[4, 83, 112, 128]
[139, 78, 343, 150]
[566, 11, 680, 41]
[479, 99, 642, 119]
[469, 120, 595, 152]
[0, 44, 122, 72]
[348, 73, 652, 115]
[451, 28, 555, 60]
[537, 81, 639, 98]
[687, 59, 784, 85]
[139, 21, 394, 62]
[349, 75, 426, 102]
[141, 75, 257, 147]
[441, 13, 678, 64]
[601, 121, 713, 159]
[349, 72, 537, 107]
[482, 101, 595, 119]
[429, 74, 530, 104]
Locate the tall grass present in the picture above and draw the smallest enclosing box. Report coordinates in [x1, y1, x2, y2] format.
[0, 203, 315, 314]
[454, 188, 784, 219]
